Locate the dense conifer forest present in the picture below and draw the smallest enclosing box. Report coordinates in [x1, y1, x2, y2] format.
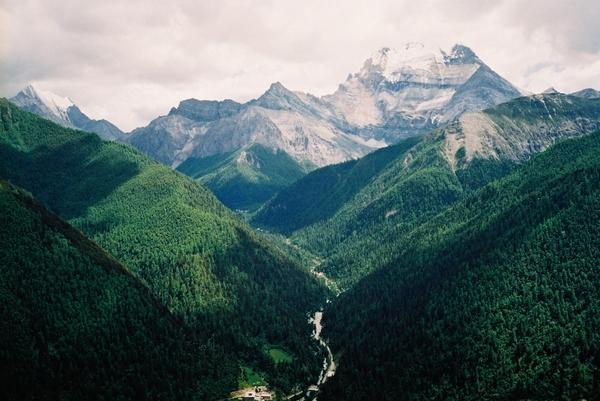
[0, 180, 234, 400]
[178, 143, 309, 212]
[320, 132, 600, 401]
[0, 99, 328, 396]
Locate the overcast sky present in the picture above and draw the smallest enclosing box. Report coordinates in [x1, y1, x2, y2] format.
[1, 0, 599, 131]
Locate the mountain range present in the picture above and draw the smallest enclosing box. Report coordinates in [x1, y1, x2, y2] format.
[126, 43, 524, 169]
[9, 43, 530, 210]
[13, 44, 598, 213]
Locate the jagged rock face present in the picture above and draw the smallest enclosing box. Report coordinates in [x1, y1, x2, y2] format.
[169, 98, 243, 122]
[186, 107, 284, 160]
[10, 85, 124, 141]
[128, 113, 205, 166]
[322, 43, 523, 142]
[127, 84, 379, 167]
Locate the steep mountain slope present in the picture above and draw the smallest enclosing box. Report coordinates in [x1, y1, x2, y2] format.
[65, 104, 125, 141]
[177, 143, 310, 211]
[322, 43, 522, 142]
[253, 137, 420, 233]
[127, 83, 378, 168]
[255, 94, 600, 289]
[0, 180, 234, 400]
[0, 99, 328, 392]
[126, 98, 244, 166]
[320, 132, 600, 401]
[10, 85, 124, 141]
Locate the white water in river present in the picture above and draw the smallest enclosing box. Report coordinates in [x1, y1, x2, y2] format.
[288, 269, 339, 401]
[283, 311, 337, 401]
[303, 310, 336, 401]
[313, 311, 336, 385]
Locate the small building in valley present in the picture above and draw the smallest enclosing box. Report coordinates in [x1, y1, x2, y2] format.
[237, 387, 273, 401]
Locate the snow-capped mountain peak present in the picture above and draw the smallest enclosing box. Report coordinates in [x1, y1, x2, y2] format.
[445, 44, 481, 64]
[361, 43, 444, 81]
[19, 84, 75, 122]
[356, 43, 482, 87]
[324, 43, 522, 139]
[542, 87, 560, 94]
[10, 84, 124, 141]
[86, 43, 521, 171]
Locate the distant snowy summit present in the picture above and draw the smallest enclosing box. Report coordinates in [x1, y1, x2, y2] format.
[14, 84, 75, 123]
[542, 87, 561, 94]
[323, 43, 524, 141]
[10, 84, 124, 141]
[359, 42, 480, 85]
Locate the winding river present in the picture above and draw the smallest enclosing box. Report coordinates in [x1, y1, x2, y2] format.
[286, 310, 336, 401]
[313, 311, 336, 387]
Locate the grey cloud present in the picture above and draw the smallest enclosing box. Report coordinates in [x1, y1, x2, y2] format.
[502, 0, 600, 55]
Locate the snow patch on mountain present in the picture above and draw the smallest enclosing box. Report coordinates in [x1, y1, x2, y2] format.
[323, 43, 522, 142]
[24, 84, 74, 120]
[362, 43, 480, 85]
[10, 84, 124, 141]
[11, 84, 75, 125]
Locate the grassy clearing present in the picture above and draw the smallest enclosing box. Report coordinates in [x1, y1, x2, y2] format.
[238, 366, 267, 388]
[266, 347, 294, 364]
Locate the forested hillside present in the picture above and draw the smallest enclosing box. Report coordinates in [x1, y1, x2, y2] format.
[253, 137, 420, 233]
[0, 180, 234, 400]
[178, 143, 309, 212]
[255, 94, 600, 289]
[320, 132, 600, 401]
[0, 99, 328, 393]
